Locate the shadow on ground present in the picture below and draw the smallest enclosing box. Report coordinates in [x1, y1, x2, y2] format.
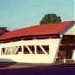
[0, 63, 75, 75]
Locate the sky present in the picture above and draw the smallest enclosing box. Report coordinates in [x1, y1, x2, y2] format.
[0, 0, 74, 30]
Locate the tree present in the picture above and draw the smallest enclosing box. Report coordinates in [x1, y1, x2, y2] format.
[40, 14, 61, 24]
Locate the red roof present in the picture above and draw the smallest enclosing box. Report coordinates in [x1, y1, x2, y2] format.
[0, 21, 74, 40]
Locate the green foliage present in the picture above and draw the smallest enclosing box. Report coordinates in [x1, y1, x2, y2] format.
[40, 14, 61, 24]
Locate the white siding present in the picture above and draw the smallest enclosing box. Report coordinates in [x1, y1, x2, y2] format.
[0, 38, 60, 63]
[65, 24, 75, 35]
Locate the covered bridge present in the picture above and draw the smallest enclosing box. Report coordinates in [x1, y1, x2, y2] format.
[0, 21, 74, 63]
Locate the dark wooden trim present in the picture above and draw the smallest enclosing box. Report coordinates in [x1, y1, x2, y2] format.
[0, 34, 60, 43]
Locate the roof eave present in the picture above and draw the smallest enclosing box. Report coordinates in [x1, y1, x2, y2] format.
[59, 23, 74, 35]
